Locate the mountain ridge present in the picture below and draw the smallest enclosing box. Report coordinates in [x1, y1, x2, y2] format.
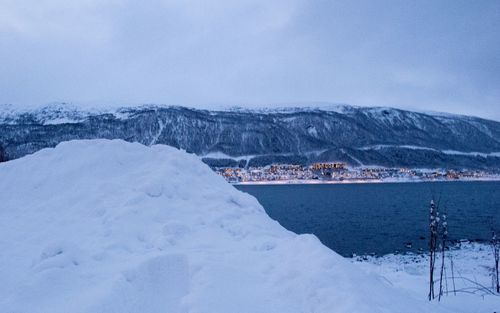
[2, 102, 496, 121]
[1, 103, 499, 170]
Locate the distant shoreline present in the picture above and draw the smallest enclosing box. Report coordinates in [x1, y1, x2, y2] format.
[233, 177, 500, 186]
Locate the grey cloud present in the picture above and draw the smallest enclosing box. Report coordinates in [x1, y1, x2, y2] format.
[0, 0, 499, 120]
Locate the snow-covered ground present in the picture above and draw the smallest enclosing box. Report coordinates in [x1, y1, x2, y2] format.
[0, 140, 497, 312]
[354, 243, 500, 313]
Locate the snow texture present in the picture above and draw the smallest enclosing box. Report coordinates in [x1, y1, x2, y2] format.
[0, 139, 462, 312]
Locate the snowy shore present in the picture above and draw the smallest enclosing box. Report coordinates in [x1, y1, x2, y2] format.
[234, 177, 500, 185]
[353, 243, 500, 312]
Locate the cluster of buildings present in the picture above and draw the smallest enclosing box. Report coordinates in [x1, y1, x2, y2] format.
[214, 162, 497, 184]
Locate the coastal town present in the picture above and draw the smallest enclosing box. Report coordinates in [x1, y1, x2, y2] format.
[214, 162, 499, 184]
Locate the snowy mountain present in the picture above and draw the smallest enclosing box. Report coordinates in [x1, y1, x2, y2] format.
[0, 139, 450, 312]
[1, 103, 499, 169]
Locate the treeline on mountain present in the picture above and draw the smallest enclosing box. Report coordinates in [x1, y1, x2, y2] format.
[0, 145, 7, 162]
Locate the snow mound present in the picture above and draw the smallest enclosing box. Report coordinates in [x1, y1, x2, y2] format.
[0, 140, 443, 313]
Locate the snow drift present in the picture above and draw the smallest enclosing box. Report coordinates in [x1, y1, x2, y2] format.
[0, 139, 443, 313]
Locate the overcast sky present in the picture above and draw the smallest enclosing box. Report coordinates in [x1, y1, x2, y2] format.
[1, 0, 499, 119]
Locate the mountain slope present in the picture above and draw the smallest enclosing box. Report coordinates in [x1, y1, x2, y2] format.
[1, 103, 499, 169]
[0, 139, 445, 313]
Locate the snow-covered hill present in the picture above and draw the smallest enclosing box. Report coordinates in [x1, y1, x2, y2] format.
[0, 139, 448, 313]
[1, 103, 500, 169]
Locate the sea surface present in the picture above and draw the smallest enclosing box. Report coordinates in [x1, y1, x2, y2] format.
[236, 181, 500, 256]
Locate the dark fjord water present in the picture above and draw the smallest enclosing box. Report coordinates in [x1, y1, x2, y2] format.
[236, 181, 500, 257]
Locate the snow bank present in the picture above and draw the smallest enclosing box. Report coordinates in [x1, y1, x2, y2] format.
[0, 139, 444, 313]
